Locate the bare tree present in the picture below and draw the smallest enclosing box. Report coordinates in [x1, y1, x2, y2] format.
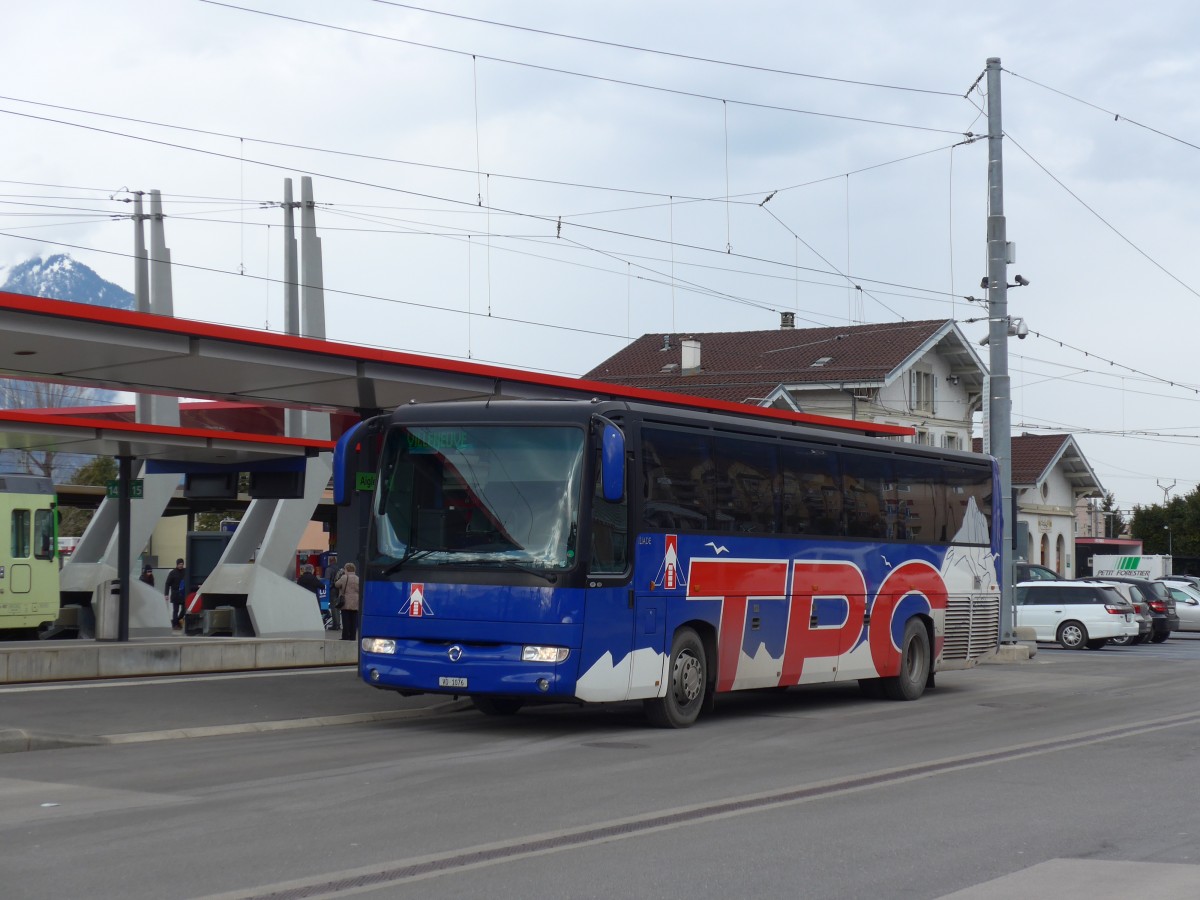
[0, 377, 109, 481]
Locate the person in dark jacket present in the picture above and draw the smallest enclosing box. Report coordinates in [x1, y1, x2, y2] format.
[164, 558, 186, 630]
[296, 564, 324, 619]
[139, 565, 155, 588]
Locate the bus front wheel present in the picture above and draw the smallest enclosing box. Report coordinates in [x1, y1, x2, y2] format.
[882, 619, 930, 701]
[645, 627, 707, 728]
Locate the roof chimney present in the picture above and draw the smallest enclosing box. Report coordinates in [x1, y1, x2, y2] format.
[661, 334, 672, 351]
[780, 312, 795, 329]
[681, 339, 701, 375]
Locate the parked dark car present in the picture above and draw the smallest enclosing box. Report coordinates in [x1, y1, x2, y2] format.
[1088, 576, 1180, 642]
[1015, 562, 1062, 582]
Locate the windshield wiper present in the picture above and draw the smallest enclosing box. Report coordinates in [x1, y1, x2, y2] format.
[381, 547, 436, 577]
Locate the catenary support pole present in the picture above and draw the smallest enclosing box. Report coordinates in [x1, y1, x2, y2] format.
[985, 57, 1015, 643]
[116, 455, 132, 642]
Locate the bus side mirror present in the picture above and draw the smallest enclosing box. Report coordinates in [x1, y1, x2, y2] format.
[601, 422, 625, 503]
[333, 417, 385, 506]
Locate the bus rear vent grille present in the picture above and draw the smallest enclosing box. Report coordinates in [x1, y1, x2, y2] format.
[943, 596, 1000, 660]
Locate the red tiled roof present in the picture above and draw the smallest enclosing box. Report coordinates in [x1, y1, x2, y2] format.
[972, 433, 1073, 485]
[584, 320, 950, 403]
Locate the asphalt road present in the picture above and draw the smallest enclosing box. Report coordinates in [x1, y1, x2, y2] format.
[2, 637, 1200, 899]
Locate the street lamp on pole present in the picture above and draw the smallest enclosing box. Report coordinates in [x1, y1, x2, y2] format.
[1164, 524, 1173, 556]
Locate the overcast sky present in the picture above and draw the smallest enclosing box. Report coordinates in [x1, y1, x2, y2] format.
[2, 1, 1199, 511]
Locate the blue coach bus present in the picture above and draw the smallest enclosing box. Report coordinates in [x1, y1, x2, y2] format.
[335, 398, 1000, 727]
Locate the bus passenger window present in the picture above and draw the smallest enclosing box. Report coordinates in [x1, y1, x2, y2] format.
[714, 437, 778, 534]
[11, 508, 31, 559]
[780, 445, 842, 536]
[590, 453, 628, 575]
[842, 453, 894, 539]
[34, 508, 55, 560]
[641, 428, 713, 531]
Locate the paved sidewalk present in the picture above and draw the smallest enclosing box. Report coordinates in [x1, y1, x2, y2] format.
[0, 633, 356, 684]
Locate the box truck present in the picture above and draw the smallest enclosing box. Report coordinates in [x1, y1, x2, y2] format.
[1090, 554, 1172, 579]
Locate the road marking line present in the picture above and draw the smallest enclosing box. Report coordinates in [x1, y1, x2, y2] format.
[195, 709, 1200, 900]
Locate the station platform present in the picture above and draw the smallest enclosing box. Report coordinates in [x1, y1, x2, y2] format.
[0, 633, 356, 684]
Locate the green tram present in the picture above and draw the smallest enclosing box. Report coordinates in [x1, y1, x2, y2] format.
[0, 474, 59, 633]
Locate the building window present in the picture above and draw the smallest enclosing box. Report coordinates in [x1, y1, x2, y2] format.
[942, 433, 960, 450]
[911, 370, 935, 413]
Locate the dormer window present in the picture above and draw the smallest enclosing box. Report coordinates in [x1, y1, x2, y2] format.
[811, 356, 833, 367]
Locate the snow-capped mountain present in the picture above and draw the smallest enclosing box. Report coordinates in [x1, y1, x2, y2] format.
[1, 254, 125, 478]
[1, 254, 134, 309]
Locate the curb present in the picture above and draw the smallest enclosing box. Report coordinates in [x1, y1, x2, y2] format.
[0, 699, 474, 755]
[0, 728, 105, 754]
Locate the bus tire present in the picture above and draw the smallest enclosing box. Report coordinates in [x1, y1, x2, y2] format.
[472, 696, 524, 717]
[882, 619, 930, 701]
[645, 627, 707, 728]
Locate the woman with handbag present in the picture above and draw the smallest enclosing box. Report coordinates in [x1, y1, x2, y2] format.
[334, 563, 360, 642]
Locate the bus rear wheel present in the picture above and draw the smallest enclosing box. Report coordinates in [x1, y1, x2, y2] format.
[645, 627, 707, 728]
[882, 619, 930, 701]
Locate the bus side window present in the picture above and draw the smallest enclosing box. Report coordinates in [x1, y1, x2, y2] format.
[780, 445, 842, 536]
[11, 508, 31, 559]
[34, 508, 54, 560]
[714, 437, 778, 534]
[590, 451, 628, 574]
[641, 427, 713, 531]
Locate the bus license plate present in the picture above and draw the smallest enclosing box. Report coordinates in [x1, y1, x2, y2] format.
[439, 676, 468, 689]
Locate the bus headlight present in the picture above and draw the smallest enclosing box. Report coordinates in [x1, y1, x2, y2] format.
[522, 645, 569, 663]
[361, 637, 396, 655]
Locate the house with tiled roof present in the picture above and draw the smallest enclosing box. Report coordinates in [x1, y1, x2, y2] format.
[973, 433, 1103, 577]
[584, 317, 987, 450]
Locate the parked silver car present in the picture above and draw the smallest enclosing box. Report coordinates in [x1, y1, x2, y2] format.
[1161, 582, 1200, 632]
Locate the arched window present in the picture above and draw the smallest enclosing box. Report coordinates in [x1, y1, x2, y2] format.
[1040, 533, 1050, 567]
[1056, 533, 1066, 575]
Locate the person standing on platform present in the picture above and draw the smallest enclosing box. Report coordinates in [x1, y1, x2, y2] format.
[334, 563, 360, 642]
[164, 558, 186, 631]
[296, 564, 324, 619]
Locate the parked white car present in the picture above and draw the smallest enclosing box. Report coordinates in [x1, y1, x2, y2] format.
[1014, 581, 1139, 649]
[1087, 580, 1152, 645]
[1161, 582, 1200, 632]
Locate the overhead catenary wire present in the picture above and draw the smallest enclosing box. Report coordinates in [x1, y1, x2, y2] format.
[1003, 68, 1200, 154]
[0, 104, 984, 307]
[196, 1, 971, 138]
[370, 1, 964, 97]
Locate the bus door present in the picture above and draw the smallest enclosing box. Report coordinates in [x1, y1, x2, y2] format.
[628, 585, 666, 699]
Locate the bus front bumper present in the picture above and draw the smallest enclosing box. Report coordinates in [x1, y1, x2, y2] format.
[360, 637, 577, 698]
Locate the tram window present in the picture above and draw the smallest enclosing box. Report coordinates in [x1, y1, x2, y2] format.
[34, 509, 55, 560]
[11, 509, 31, 558]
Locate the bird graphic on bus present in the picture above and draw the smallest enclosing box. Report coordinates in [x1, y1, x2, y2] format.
[704, 542, 729, 555]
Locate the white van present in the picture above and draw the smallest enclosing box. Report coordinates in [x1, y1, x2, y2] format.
[1014, 582, 1139, 649]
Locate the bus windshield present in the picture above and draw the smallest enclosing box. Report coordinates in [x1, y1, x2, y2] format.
[373, 424, 585, 572]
